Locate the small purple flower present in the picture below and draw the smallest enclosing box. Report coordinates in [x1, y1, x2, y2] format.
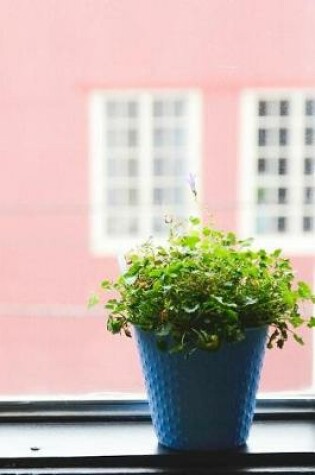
[187, 173, 197, 198]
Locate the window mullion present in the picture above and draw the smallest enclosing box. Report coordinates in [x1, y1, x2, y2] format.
[139, 93, 153, 237]
[289, 92, 304, 235]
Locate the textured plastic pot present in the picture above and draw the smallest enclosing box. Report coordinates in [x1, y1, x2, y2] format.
[135, 326, 267, 451]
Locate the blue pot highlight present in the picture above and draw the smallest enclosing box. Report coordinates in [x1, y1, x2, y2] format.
[135, 326, 267, 451]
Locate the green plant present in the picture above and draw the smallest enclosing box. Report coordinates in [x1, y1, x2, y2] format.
[89, 215, 315, 354]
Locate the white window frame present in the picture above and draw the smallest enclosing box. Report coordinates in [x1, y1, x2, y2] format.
[239, 89, 315, 254]
[89, 89, 202, 256]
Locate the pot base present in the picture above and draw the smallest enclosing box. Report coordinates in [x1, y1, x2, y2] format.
[135, 327, 267, 451]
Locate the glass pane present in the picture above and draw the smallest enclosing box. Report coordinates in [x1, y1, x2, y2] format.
[107, 216, 138, 235]
[304, 157, 314, 175]
[173, 158, 185, 176]
[279, 100, 289, 116]
[174, 100, 186, 116]
[257, 158, 267, 174]
[128, 159, 138, 177]
[278, 158, 288, 175]
[153, 187, 164, 205]
[107, 188, 127, 206]
[305, 99, 315, 116]
[106, 101, 121, 117]
[304, 187, 314, 204]
[1, 1, 314, 401]
[154, 128, 167, 147]
[256, 215, 273, 233]
[258, 100, 267, 116]
[279, 128, 289, 146]
[152, 216, 167, 234]
[278, 187, 288, 204]
[153, 100, 165, 117]
[128, 188, 138, 205]
[305, 128, 314, 145]
[173, 127, 186, 147]
[107, 157, 139, 177]
[257, 187, 268, 204]
[107, 158, 122, 177]
[154, 157, 186, 176]
[258, 128, 267, 146]
[303, 216, 313, 232]
[128, 101, 138, 118]
[128, 129, 138, 146]
[277, 216, 287, 232]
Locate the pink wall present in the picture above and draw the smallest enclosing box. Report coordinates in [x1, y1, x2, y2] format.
[0, 0, 313, 395]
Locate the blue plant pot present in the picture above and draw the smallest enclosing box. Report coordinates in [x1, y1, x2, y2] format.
[135, 326, 267, 451]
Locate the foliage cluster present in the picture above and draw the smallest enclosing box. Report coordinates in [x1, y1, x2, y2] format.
[90, 217, 315, 354]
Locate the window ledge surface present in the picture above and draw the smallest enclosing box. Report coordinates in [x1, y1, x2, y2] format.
[0, 401, 312, 473]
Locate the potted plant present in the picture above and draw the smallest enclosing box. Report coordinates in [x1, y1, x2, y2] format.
[90, 204, 315, 451]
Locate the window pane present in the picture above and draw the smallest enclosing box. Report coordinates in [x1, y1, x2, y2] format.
[256, 215, 273, 233]
[278, 187, 288, 204]
[305, 128, 314, 145]
[303, 216, 313, 232]
[154, 128, 167, 146]
[258, 100, 267, 116]
[278, 158, 288, 175]
[277, 216, 287, 232]
[304, 158, 314, 175]
[257, 158, 267, 174]
[257, 187, 267, 204]
[174, 99, 186, 117]
[258, 128, 267, 146]
[128, 129, 138, 146]
[305, 99, 315, 116]
[304, 187, 314, 204]
[107, 216, 139, 235]
[1, 1, 314, 402]
[173, 127, 186, 147]
[279, 128, 289, 146]
[128, 159, 138, 177]
[128, 101, 138, 118]
[106, 101, 120, 117]
[153, 100, 165, 117]
[279, 100, 289, 116]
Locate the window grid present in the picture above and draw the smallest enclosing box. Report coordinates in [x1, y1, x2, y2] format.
[240, 90, 315, 252]
[90, 90, 201, 254]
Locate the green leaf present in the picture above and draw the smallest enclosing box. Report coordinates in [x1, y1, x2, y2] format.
[105, 299, 118, 310]
[169, 342, 185, 353]
[124, 274, 138, 285]
[87, 294, 100, 309]
[226, 232, 236, 244]
[307, 316, 315, 328]
[181, 235, 200, 249]
[297, 281, 312, 299]
[107, 317, 123, 334]
[183, 303, 200, 314]
[293, 333, 304, 345]
[156, 323, 172, 337]
[243, 296, 258, 306]
[290, 315, 304, 328]
[189, 216, 201, 225]
[101, 280, 111, 290]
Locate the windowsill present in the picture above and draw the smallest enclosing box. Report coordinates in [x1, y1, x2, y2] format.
[0, 400, 312, 472]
